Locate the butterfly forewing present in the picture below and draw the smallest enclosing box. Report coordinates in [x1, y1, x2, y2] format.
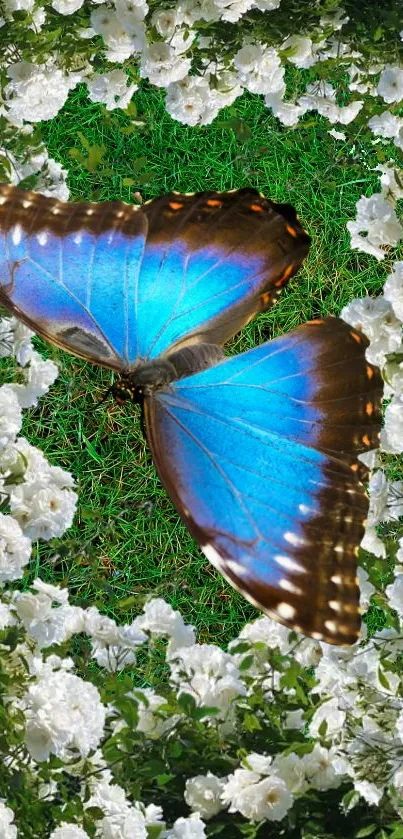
[137, 189, 310, 359]
[0, 184, 310, 369]
[0, 184, 147, 369]
[145, 318, 383, 645]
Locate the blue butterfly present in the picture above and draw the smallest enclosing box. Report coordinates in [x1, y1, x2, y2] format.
[0, 184, 382, 645]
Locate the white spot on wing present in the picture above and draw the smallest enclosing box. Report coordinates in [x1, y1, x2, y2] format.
[324, 620, 338, 634]
[329, 600, 342, 613]
[11, 224, 22, 245]
[22, 200, 32, 209]
[0, 195, 6, 206]
[37, 232, 48, 246]
[298, 504, 311, 515]
[276, 602, 296, 620]
[202, 543, 223, 571]
[275, 555, 306, 574]
[73, 232, 83, 245]
[226, 559, 249, 579]
[279, 579, 303, 596]
[284, 531, 306, 547]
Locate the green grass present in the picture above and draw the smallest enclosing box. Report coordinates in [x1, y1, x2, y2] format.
[2, 83, 402, 645]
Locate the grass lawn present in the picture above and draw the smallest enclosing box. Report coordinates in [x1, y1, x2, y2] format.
[1, 82, 401, 646]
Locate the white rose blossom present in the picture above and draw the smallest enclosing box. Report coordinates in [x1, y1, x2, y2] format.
[185, 772, 225, 818]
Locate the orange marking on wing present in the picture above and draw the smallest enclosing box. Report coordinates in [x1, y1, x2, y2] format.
[261, 291, 272, 307]
[351, 463, 359, 473]
[206, 198, 222, 207]
[169, 201, 184, 210]
[350, 330, 362, 344]
[274, 264, 294, 287]
[362, 434, 371, 446]
[366, 402, 373, 416]
[250, 203, 264, 212]
[286, 223, 298, 237]
[366, 365, 374, 380]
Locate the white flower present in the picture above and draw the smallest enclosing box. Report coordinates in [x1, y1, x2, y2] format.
[166, 73, 241, 127]
[358, 567, 375, 611]
[185, 772, 225, 818]
[140, 42, 191, 87]
[87, 70, 137, 111]
[115, 0, 148, 30]
[368, 111, 403, 139]
[24, 670, 105, 761]
[377, 65, 403, 104]
[328, 129, 346, 140]
[9, 350, 59, 408]
[222, 770, 293, 821]
[234, 44, 285, 96]
[377, 165, 403, 202]
[284, 709, 305, 730]
[135, 688, 174, 739]
[303, 744, 342, 790]
[382, 393, 403, 453]
[0, 386, 22, 449]
[134, 598, 195, 650]
[50, 826, 90, 839]
[281, 35, 318, 69]
[243, 753, 272, 774]
[309, 697, 346, 739]
[152, 8, 178, 35]
[272, 752, 308, 794]
[170, 643, 246, 718]
[165, 813, 207, 838]
[0, 513, 32, 584]
[10, 482, 77, 540]
[347, 192, 403, 260]
[354, 780, 384, 806]
[90, 7, 144, 61]
[52, 0, 84, 12]
[299, 82, 362, 124]
[265, 94, 307, 127]
[5, 62, 80, 124]
[361, 525, 386, 558]
[384, 261, 403, 321]
[0, 802, 17, 839]
[386, 574, 403, 617]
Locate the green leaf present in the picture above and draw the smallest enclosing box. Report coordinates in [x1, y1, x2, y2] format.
[81, 434, 103, 464]
[378, 667, 391, 691]
[355, 825, 378, 837]
[242, 712, 262, 733]
[122, 177, 135, 187]
[238, 655, 255, 671]
[113, 696, 139, 728]
[178, 692, 197, 717]
[156, 773, 175, 786]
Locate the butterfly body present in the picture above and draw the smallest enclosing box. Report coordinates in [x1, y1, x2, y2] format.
[0, 183, 383, 645]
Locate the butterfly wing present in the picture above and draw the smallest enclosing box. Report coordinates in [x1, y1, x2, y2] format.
[144, 318, 383, 645]
[0, 185, 310, 368]
[0, 184, 148, 370]
[136, 188, 310, 359]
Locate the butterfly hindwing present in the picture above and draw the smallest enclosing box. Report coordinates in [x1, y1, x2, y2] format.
[144, 318, 383, 645]
[0, 185, 310, 368]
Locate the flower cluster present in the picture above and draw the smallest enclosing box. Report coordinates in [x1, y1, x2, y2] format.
[1, 0, 403, 177]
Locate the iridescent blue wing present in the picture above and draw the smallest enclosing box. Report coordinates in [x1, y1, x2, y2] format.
[144, 318, 383, 645]
[0, 185, 147, 370]
[0, 185, 310, 368]
[137, 189, 310, 359]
